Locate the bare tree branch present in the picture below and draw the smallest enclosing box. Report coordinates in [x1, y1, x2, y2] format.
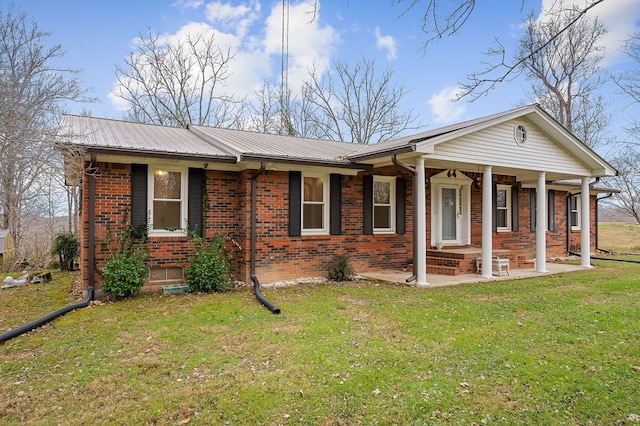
[459, 0, 606, 101]
[0, 5, 92, 253]
[113, 29, 246, 128]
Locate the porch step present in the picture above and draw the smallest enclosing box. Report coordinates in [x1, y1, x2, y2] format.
[426, 248, 515, 276]
[427, 265, 463, 276]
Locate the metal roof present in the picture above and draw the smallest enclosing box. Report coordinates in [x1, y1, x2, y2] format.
[59, 105, 617, 178]
[188, 125, 362, 165]
[60, 115, 237, 162]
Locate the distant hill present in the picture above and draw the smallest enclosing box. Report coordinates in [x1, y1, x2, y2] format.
[598, 205, 637, 223]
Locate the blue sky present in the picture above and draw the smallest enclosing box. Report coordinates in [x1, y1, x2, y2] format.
[13, 0, 640, 152]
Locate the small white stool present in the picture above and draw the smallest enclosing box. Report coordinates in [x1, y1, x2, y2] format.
[475, 257, 510, 276]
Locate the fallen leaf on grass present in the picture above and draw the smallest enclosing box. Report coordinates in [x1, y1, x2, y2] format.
[632, 366, 640, 372]
[177, 415, 191, 425]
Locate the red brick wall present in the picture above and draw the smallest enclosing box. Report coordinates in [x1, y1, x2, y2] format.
[79, 162, 595, 291]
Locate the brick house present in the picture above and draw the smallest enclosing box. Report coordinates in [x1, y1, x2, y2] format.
[60, 104, 617, 299]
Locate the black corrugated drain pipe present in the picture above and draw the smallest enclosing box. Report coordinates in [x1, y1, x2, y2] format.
[0, 154, 98, 344]
[250, 163, 281, 314]
[0, 288, 94, 344]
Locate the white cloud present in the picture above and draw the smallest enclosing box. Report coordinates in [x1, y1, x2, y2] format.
[263, 0, 340, 91]
[375, 27, 397, 60]
[109, 0, 340, 112]
[428, 86, 466, 124]
[205, 1, 260, 39]
[172, 0, 204, 9]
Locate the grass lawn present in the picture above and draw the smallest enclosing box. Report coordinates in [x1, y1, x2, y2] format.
[598, 222, 640, 253]
[1, 262, 639, 425]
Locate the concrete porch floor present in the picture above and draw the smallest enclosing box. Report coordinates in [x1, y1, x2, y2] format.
[359, 262, 585, 288]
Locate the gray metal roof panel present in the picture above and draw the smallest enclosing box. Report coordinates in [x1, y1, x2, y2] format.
[189, 125, 361, 163]
[60, 115, 236, 160]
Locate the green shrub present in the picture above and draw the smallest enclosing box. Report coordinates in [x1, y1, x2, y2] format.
[101, 249, 148, 299]
[51, 232, 79, 271]
[328, 255, 355, 281]
[101, 218, 149, 300]
[186, 235, 233, 293]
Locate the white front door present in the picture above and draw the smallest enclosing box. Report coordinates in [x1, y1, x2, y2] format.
[430, 170, 472, 247]
[441, 185, 461, 244]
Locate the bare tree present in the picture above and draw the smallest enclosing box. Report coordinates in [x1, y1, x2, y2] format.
[515, 6, 610, 150]
[0, 5, 91, 253]
[610, 32, 640, 223]
[301, 58, 420, 144]
[614, 32, 640, 137]
[610, 146, 640, 224]
[457, 0, 605, 101]
[113, 29, 246, 129]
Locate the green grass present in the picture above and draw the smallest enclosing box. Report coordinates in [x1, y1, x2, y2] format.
[599, 222, 640, 253]
[1, 263, 639, 425]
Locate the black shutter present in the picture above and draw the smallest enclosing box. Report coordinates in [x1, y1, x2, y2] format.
[131, 164, 148, 229]
[548, 189, 555, 232]
[188, 168, 204, 237]
[530, 188, 536, 232]
[289, 171, 301, 237]
[396, 177, 406, 234]
[330, 174, 342, 235]
[492, 183, 498, 232]
[363, 175, 373, 235]
[512, 186, 519, 232]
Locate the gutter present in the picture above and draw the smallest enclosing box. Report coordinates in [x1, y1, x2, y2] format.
[392, 154, 418, 283]
[250, 163, 281, 314]
[0, 154, 98, 344]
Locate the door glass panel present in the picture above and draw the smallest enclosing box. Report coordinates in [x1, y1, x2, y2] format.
[442, 187, 457, 240]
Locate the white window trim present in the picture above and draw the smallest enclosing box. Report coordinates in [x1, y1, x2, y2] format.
[301, 172, 329, 235]
[496, 184, 512, 232]
[148, 165, 188, 237]
[373, 176, 396, 234]
[570, 194, 581, 230]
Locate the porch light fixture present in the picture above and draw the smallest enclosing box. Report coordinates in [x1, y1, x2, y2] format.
[447, 169, 457, 178]
[475, 175, 481, 189]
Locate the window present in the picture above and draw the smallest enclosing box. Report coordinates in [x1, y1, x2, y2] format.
[514, 124, 527, 145]
[149, 267, 184, 282]
[302, 173, 328, 233]
[373, 176, 395, 232]
[570, 195, 581, 230]
[496, 184, 512, 231]
[149, 167, 187, 235]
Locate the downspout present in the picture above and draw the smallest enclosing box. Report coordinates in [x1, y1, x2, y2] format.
[595, 191, 614, 253]
[392, 155, 417, 283]
[566, 191, 580, 256]
[250, 163, 281, 314]
[0, 154, 96, 344]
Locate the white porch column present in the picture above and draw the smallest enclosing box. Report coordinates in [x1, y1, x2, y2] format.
[481, 166, 493, 279]
[415, 157, 428, 285]
[581, 177, 592, 268]
[536, 172, 547, 273]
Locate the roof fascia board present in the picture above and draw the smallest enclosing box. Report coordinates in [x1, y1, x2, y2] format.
[239, 154, 373, 171]
[347, 145, 415, 162]
[74, 146, 238, 164]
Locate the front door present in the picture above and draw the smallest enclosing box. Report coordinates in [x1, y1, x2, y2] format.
[441, 185, 460, 244]
[430, 170, 472, 247]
